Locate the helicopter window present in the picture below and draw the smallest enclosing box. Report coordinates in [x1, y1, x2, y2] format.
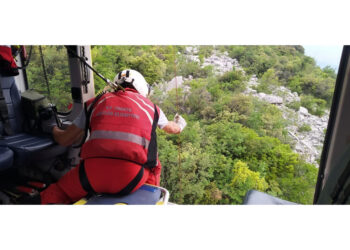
[25, 45, 73, 113]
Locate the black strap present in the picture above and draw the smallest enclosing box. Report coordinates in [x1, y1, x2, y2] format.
[116, 166, 144, 196]
[78, 160, 95, 194]
[331, 160, 350, 203]
[78, 159, 144, 197]
[143, 104, 159, 169]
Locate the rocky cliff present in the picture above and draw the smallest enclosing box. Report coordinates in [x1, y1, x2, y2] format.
[164, 46, 329, 166]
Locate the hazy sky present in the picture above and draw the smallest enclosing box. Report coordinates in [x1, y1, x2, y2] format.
[303, 45, 343, 72]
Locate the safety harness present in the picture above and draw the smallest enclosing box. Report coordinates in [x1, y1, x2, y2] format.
[78, 91, 159, 196]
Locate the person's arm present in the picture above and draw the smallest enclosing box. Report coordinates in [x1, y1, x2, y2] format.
[158, 108, 186, 134]
[52, 124, 84, 147]
[162, 121, 181, 134]
[52, 109, 86, 147]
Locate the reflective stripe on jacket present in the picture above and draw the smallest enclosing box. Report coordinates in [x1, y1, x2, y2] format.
[81, 89, 160, 167]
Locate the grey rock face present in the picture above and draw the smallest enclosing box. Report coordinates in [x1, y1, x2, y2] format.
[165, 76, 184, 92]
[202, 53, 244, 75]
[185, 46, 199, 55]
[184, 47, 244, 75]
[299, 107, 309, 116]
[257, 93, 283, 104]
[244, 73, 328, 166]
[276, 97, 328, 166]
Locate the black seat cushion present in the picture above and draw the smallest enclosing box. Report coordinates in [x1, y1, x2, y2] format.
[0, 133, 54, 166]
[0, 146, 14, 171]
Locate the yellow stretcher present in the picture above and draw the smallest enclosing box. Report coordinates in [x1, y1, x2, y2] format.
[74, 184, 169, 205]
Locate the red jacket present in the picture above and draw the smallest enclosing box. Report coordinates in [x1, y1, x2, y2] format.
[81, 89, 160, 168]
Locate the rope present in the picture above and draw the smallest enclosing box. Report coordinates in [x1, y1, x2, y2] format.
[65, 46, 125, 92]
[173, 47, 183, 204]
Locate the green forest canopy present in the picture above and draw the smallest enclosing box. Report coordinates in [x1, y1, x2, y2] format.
[26, 45, 337, 204]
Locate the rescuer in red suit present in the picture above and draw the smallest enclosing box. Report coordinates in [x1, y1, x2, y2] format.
[34, 69, 187, 204]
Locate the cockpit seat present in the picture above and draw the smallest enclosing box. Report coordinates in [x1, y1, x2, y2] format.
[243, 190, 297, 205]
[0, 146, 14, 171]
[0, 75, 55, 167]
[0, 133, 54, 166]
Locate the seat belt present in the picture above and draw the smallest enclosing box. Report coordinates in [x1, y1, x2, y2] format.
[0, 85, 13, 135]
[78, 160, 144, 197]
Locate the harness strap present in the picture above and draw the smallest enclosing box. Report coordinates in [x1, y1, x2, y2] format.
[78, 160, 144, 197]
[143, 104, 159, 168]
[116, 166, 144, 196]
[78, 160, 95, 194]
[73, 91, 106, 148]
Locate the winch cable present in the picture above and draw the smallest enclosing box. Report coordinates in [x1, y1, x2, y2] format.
[173, 47, 183, 204]
[39, 46, 52, 103]
[65, 46, 124, 92]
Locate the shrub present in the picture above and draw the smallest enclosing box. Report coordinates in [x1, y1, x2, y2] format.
[300, 95, 327, 116]
[256, 68, 280, 94]
[286, 101, 301, 111]
[298, 124, 312, 132]
[218, 69, 246, 92]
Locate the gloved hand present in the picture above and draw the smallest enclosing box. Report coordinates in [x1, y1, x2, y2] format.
[174, 113, 187, 132]
[39, 105, 59, 134]
[40, 118, 58, 134]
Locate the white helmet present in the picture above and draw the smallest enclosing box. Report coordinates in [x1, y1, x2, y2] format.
[114, 69, 150, 97]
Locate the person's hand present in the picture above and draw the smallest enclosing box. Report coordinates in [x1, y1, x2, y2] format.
[41, 119, 58, 134]
[174, 113, 187, 132]
[39, 105, 59, 134]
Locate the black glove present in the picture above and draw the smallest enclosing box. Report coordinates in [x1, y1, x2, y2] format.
[39, 104, 60, 134]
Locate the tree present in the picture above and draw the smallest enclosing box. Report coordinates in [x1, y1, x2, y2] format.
[226, 160, 268, 204]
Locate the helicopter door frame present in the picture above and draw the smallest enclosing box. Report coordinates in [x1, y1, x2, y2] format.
[314, 45, 350, 203]
[65, 45, 95, 121]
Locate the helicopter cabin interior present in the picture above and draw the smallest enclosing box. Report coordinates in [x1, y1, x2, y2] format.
[0, 45, 169, 204]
